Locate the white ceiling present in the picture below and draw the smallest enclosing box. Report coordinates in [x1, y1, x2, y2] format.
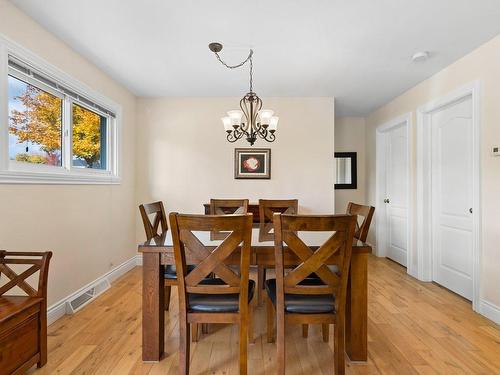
[9, 0, 500, 116]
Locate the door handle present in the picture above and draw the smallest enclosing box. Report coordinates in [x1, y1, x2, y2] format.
[384, 198, 390, 204]
[469, 208, 473, 214]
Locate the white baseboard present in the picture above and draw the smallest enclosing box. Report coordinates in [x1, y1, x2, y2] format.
[479, 299, 500, 324]
[47, 255, 139, 325]
[135, 253, 143, 266]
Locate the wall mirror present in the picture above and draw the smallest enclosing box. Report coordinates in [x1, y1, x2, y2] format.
[335, 152, 357, 189]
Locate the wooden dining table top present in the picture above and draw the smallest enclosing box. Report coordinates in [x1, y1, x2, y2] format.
[138, 230, 372, 254]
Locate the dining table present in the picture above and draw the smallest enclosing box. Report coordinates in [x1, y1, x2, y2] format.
[138, 225, 371, 363]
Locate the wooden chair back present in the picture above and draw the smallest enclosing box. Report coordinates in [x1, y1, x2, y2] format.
[0, 251, 52, 298]
[139, 201, 168, 240]
[258, 199, 298, 242]
[273, 214, 356, 313]
[346, 202, 375, 242]
[169, 212, 253, 300]
[209, 199, 249, 240]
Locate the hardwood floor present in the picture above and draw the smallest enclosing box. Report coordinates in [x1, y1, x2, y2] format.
[28, 256, 500, 375]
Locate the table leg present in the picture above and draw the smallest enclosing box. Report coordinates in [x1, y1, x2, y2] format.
[142, 252, 165, 362]
[345, 253, 368, 361]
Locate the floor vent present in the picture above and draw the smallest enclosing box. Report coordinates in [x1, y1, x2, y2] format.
[65, 278, 111, 314]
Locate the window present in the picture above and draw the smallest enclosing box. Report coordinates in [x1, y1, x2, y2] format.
[0, 40, 120, 184]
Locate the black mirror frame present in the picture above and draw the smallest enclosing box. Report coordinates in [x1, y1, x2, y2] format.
[334, 152, 357, 190]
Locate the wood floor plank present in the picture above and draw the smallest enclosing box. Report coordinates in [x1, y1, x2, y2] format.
[26, 257, 499, 375]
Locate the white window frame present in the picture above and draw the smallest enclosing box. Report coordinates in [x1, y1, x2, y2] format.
[0, 34, 122, 184]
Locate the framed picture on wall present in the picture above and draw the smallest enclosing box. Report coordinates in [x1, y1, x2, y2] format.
[234, 148, 271, 179]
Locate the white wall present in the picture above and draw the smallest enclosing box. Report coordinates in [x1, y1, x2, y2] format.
[365, 35, 500, 313]
[136, 97, 335, 241]
[0, 1, 137, 306]
[334, 117, 366, 213]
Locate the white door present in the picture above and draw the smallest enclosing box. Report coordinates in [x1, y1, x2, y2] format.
[381, 122, 408, 266]
[430, 96, 473, 300]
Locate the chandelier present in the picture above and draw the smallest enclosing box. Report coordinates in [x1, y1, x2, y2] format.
[209, 42, 278, 146]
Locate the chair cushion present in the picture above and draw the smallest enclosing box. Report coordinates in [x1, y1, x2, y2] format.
[265, 278, 335, 314]
[188, 278, 255, 313]
[164, 264, 196, 280]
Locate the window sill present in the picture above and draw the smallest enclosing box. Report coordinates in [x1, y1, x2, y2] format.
[0, 170, 121, 185]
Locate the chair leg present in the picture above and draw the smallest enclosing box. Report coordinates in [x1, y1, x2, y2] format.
[248, 298, 255, 344]
[266, 295, 275, 343]
[334, 319, 345, 375]
[257, 266, 265, 305]
[322, 324, 330, 343]
[276, 307, 285, 375]
[179, 313, 191, 375]
[164, 285, 172, 311]
[192, 323, 199, 342]
[38, 303, 48, 367]
[239, 319, 248, 374]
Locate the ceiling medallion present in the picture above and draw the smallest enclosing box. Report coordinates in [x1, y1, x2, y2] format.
[209, 42, 278, 146]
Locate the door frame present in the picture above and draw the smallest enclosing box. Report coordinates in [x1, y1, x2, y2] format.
[416, 81, 481, 310]
[376, 113, 414, 276]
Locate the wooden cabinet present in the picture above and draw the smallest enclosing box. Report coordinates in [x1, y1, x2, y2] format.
[0, 251, 52, 375]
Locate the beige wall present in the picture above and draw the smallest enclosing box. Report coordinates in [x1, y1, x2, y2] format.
[136, 97, 335, 241]
[0, 1, 137, 306]
[366, 35, 500, 308]
[334, 117, 366, 213]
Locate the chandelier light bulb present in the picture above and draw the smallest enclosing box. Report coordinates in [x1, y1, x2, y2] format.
[268, 116, 279, 132]
[258, 109, 274, 126]
[227, 110, 243, 126]
[221, 116, 232, 131]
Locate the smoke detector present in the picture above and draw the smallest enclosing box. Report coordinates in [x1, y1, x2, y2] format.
[412, 51, 430, 62]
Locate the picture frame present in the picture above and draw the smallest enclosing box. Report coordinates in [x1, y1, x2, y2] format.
[234, 148, 271, 179]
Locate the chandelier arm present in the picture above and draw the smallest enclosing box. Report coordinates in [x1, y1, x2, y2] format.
[263, 131, 276, 142]
[252, 95, 261, 128]
[227, 129, 245, 142]
[240, 97, 250, 132]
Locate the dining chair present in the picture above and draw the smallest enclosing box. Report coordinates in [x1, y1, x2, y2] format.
[202, 199, 249, 336]
[169, 212, 255, 375]
[346, 202, 375, 242]
[209, 199, 249, 240]
[301, 201, 376, 339]
[139, 201, 193, 312]
[265, 213, 356, 375]
[257, 199, 298, 304]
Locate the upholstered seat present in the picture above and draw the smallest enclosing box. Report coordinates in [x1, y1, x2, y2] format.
[188, 278, 256, 313]
[265, 278, 335, 314]
[164, 264, 196, 279]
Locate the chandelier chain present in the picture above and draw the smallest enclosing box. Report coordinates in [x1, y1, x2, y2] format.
[214, 49, 254, 92]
